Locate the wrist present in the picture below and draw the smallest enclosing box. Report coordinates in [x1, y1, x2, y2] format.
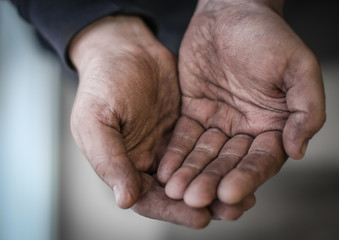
[69, 15, 158, 72]
[196, 0, 285, 16]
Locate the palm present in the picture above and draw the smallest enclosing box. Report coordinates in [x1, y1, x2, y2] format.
[158, 3, 325, 207]
[97, 48, 180, 173]
[180, 6, 300, 137]
[71, 43, 180, 201]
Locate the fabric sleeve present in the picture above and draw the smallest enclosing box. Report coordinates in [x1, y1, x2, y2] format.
[10, 0, 157, 68]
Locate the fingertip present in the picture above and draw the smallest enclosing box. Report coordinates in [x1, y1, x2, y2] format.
[184, 174, 219, 208]
[283, 132, 308, 160]
[165, 179, 185, 200]
[157, 151, 183, 184]
[217, 174, 246, 205]
[113, 170, 141, 209]
[217, 186, 243, 205]
[243, 194, 256, 211]
[184, 192, 207, 209]
[190, 214, 211, 229]
[290, 143, 308, 160]
[209, 201, 243, 221]
[283, 110, 325, 160]
[185, 207, 211, 229]
[156, 167, 172, 184]
[184, 191, 208, 208]
[223, 209, 243, 221]
[165, 166, 199, 200]
[211, 195, 255, 221]
[114, 182, 140, 209]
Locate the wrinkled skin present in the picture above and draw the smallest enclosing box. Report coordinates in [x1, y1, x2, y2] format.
[69, 16, 255, 228]
[158, 0, 326, 208]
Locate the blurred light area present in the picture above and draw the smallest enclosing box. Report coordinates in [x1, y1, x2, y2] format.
[0, 2, 60, 240]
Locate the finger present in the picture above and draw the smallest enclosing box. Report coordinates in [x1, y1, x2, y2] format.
[132, 173, 211, 229]
[209, 194, 256, 221]
[184, 134, 253, 208]
[71, 114, 140, 209]
[165, 128, 227, 200]
[243, 194, 256, 211]
[157, 116, 204, 184]
[218, 131, 287, 204]
[283, 49, 326, 159]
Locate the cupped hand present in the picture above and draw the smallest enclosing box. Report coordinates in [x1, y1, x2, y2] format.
[158, 0, 326, 207]
[69, 16, 180, 209]
[68, 15, 249, 228]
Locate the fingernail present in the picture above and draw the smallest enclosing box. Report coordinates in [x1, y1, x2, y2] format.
[113, 185, 121, 204]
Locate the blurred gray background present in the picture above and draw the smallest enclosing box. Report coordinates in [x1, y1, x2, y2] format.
[0, 1, 338, 240]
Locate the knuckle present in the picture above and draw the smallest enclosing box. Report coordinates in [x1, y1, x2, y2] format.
[238, 161, 265, 182]
[195, 144, 219, 156]
[167, 145, 188, 156]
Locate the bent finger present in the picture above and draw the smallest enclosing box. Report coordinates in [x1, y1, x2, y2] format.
[132, 173, 211, 229]
[209, 194, 256, 221]
[71, 114, 140, 209]
[184, 134, 252, 208]
[283, 48, 326, 159]
[157, 116, 204, 183]
[218, 131, 287, 204]
[165, 128, 227, 200]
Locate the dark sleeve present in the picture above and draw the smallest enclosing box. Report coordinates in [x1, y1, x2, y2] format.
[10, 0, 157, 68]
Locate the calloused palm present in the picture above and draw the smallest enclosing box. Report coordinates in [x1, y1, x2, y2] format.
[158, 1, 326, 208]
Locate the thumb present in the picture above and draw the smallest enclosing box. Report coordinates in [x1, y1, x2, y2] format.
[283, 49, 326, 160]
[71, 114, 141, 209]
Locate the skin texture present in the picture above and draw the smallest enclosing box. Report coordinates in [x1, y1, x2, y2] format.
[69, 15, 255, 228]
[158, 0, 326, 208]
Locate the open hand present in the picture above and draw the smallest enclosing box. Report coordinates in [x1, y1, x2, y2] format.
[158, 0, 326, 207]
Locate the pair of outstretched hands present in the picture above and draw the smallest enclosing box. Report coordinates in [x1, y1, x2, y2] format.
[68, 0, 325, 228]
